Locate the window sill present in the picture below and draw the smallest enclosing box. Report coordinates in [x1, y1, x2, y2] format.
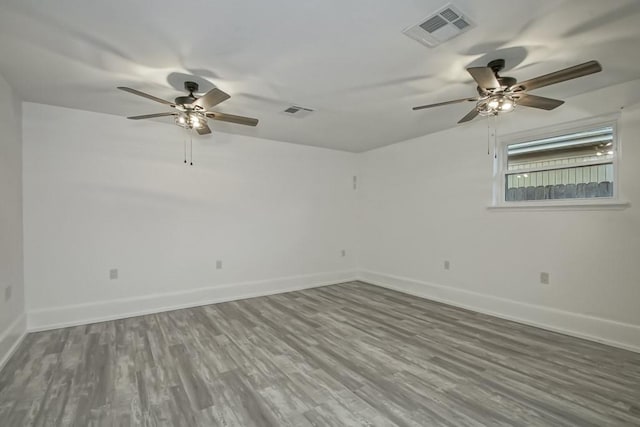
[487, 200, 630, 211]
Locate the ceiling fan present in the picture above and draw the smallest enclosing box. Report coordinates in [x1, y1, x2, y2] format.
[412, 59, 602, 123]
[118, 81, 259, 134]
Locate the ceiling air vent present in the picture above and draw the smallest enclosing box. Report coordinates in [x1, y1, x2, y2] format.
[403, 3, 475, 48]
[282, 105, 314, 118]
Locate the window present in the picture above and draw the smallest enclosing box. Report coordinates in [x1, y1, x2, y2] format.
[495, 115, 621, 206]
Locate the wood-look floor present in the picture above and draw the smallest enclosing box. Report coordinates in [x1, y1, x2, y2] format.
[1, 282, 639, 426]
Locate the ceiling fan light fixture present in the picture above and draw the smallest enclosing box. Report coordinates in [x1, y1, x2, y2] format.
[175, 111, 206, 129]
[477, 94, 516, 117]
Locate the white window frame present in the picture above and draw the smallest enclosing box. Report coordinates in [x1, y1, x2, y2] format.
[490, 113, 629, 210]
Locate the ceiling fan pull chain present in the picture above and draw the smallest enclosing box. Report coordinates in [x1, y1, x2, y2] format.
[486, 114, 498, 157]
[487, 117, 491, 155]
[190, 131, 194, 166]
[184, 126, 187, 164]
[487, 114, 495, 155]
[493, 114, 498, 159]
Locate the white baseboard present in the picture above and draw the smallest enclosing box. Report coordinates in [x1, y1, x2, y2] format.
[0, 313, 28, 371]
[24, 269, 640, 353]
[358, 270, 640, 353]
[28, 270, 358, 332]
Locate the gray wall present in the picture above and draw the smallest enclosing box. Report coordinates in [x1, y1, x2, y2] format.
[0, 72, 25, 366]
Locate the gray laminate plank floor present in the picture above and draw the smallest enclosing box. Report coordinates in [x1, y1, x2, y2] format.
[1, 281, 639, 426]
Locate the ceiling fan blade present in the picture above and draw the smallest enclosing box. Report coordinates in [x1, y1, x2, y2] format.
[513, 60, 602, 92]
[127, 112, 177, 120]
[194, 88, 231, 110]
[118, 87, 174, 106]
[207, 112, 259, 127]
[467, 67, 501, 90]
[196, 123, 212, 135]
[516, 94, 565, 110]
[413, 97, 476, 111]
[458, 108, 479, 123]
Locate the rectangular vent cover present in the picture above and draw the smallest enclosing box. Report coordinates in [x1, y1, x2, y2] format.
[403, 3, 475, 48]
[440, 8, 459, 22]
[420, 15, 448, 33]
[282, 105, 314, 118]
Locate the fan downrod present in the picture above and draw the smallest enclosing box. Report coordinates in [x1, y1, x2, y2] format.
[487, 59, 505, 74]
[487, 59, 516, 89]
[175, 81, 200, 105]
[184, 81, 199, 94]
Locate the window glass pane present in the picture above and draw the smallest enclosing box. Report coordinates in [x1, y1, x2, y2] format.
[504, 125, 615, 202]
[505, 164, 614, 201]
[507, 126, 614, 171]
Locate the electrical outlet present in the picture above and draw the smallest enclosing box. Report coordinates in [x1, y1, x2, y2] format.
[341, 250, 346, 257]
[444, 260, 450, 270]
[4, 285, 12, 302]
[216, 260, 223, 270]
[110, 268, 118, 280]
[540, 272, 550, 284]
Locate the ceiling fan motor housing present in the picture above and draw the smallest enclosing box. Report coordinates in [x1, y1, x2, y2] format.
[476, 59, 517, 95]
[175, 95, 197, 106]
[174, 81, 200, 106]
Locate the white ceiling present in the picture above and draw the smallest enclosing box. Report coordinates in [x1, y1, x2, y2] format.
[1, 0, 639, 152]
